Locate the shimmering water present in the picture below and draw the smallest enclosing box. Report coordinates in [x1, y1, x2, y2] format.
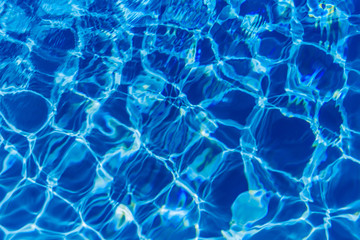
[0, 0, 359, 239]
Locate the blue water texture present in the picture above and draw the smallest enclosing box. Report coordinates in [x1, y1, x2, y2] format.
[0, 0, 359, 239]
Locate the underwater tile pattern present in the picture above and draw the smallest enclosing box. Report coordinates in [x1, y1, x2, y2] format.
[0, 0, 359, 239]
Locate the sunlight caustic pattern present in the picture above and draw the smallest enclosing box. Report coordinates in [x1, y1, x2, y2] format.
[0, 0, 359, 239]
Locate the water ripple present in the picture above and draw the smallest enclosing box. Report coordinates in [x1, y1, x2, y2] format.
[0, 0, 359, 239]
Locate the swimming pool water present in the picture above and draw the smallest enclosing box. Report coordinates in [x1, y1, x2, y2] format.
[0, 0, 359, 239]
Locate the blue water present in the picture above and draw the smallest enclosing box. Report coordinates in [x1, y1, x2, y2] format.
[0, 0, 359, 239]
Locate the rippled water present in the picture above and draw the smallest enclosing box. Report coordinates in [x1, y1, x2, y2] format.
[0, 0, 359, 239]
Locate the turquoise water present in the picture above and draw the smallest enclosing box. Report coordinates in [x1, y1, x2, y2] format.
[0, 0, 359, 239]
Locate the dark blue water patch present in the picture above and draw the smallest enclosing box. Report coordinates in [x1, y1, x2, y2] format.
[268, 94, 316, 119]
[117, 36, 131, 53]
[222, 18, 247, 38]
[182, 68, 228, 105]
[0, 128, 29, 157]
[36, 195, 81, 233]
[140, 103, 196, 156]
[101, 222, 139, 240]
[0, 91, 49, 133]
[55, 90, 91, 132]
[161, 83, 180, 98]
[88, 0, 117, 14]
[249, 221, 312, 240]
[266, 64, 288, 97]
[122, 57, 144, 84]
[302, 20, 330, 45]
[78, 58, 110, 86]
[261, 76, 270, 95]
[86, 33, 115, 56]
[0, 229, 5, 240]
[110, 172, 128, 203]
[10, 230, 50, 240]
[172, 29, 194, 52]
[77, 54, 107, 78]
[0, 183, 46, 230]
[343, 89, 360, 131]
[210, 23, 232, 46]
[309, 178, 329, 207]
[211, 123, 241, 148]
[132, 35, 144, 49]
[255, 109, 315, 177]
[349, 15, 360, 25]
[73, 228, 103, 240]
[293, 0, 307, 8]
[239, 0, 270, 22]
[99, 91, 131, 127]
[0, 185, 6, 204]
[155, 185, 194, 211]
[215, 0, 229, 16]
[146, 51, 186, 83]
[27, 73, 54, 99]
[258, 30, 291, 60]
[0, 146, 23, 189]
[268, 170, 305, 196]
[132, 26, 147, 35]
[328, 219, 359, 240]
[207, 90, 256, 125]
[112, 223, 140, 240]
[210, 19, 253, 58]
[296, 44, 345, 97]
[56, 149, 97, 202]
[307, 211, 326, 227]
[80, 15, 120, 32]
[14, 0, 39, 15]
[7, 30, 29, 42]
[325, 159, 360, 208]
[225, 59, 252, 77]
[147, 221, 197, 240]
[223, 40, 252, 58]
[32, 132, 75, 171]
[41, 28, 76, 53]
[25, 155, 38, 179]
[307, 229, 327, 240]
[345, 34, 360, 71]
[82, 194, 115, 226]
[318, 100, 342, 134]
[126, 153, 173, 201]
[133, 202, 158, 226]
[317, 146, 342, 172]
[76, 82, 102, 100]
[250, 159, 277, 193]
[199, 204, 231, 238]
[273, 199, 306, 222]
[347, 70, 360, 90]
[196, 38, 216, 65]
[0, 39, 28, 60]
[342, 0, 360, 14]
[30, 51, 62, 74]
[206, 152, 247, 213]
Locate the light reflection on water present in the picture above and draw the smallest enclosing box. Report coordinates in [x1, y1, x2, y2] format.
[0, 0, 358, 239]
